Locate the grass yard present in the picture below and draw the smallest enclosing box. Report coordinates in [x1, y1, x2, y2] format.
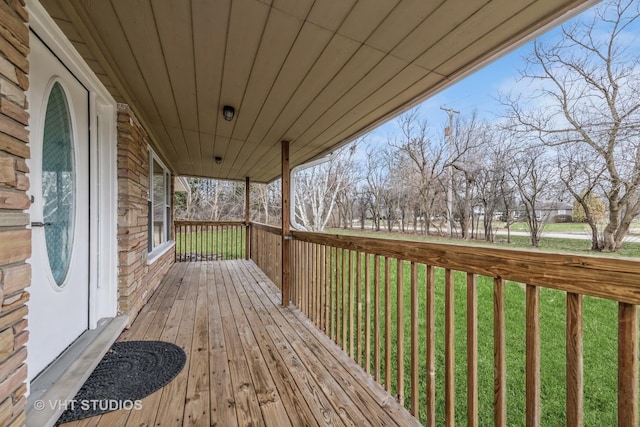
[175, 226, 246, 260]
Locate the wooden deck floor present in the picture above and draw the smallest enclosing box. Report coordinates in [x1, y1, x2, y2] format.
[61, 260, 420, 426]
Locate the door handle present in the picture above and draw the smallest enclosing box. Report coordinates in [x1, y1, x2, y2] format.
[31, 222, 51, 227]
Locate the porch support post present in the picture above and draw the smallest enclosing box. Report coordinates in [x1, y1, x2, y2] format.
[245, 176, 250, 260]
[281, 141, 291, 306]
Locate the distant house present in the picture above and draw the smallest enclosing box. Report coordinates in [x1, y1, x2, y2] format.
[515, 201, 574, 223]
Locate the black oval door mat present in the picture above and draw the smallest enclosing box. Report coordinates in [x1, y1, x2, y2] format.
[56, 340, 186, 425]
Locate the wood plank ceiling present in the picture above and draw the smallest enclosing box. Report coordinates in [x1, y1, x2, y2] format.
[39, 0, 595, 182]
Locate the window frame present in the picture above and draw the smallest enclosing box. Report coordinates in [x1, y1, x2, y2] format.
[147, 148, 173, 260]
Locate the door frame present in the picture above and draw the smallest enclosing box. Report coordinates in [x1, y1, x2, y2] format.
[28, 0, 118, 330]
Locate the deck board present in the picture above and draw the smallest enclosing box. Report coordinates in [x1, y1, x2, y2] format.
[60, 260, 421, 427]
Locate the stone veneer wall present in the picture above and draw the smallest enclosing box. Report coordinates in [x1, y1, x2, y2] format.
[0, 1, 29, 425]
[0, 0, 31, 426]
[117, 104, 174, 324]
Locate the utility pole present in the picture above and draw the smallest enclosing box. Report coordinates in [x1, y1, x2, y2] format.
[440, 106, 459, 237]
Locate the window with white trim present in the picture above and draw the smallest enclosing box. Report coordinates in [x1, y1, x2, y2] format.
[148, 149, 171, 253]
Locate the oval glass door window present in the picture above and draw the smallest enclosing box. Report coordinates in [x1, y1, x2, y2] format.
[42, 82, 76, 286]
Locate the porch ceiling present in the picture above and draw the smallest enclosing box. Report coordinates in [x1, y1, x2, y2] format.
[40, 0, 593, 182]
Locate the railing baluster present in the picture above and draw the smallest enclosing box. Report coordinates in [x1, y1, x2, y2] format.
[365, 253, 371, 375]
[302, 241, 306, 312]
[335, 247, 340, 343]
[226, 225, 230, 260]
[329, 247, 335, 342]
[445, 269, 455, 427]
[426, 265, 435, 427]
[208, 225, 212, 260]
[342, 249, 348, 352]
[214, 225, 218, 260]
[357, 251, 363, 366]
[410, 261, 418, 416]
[308, 242, 312, 317]
[397, 258, 405, 406]
[175, 223, 179, 261]
[467, 273, 478, 427]
[374, 255, 381, 381]
[323, 244, 328, 332]
[317, 243, 322, 327]
[298, 241, 302, 307]
[618, 302, 638, 427]
[526, 284, 540, 427]
[188, 224, 192, 261]
[566, 292, 583, 427]
[350, 250, 356, 359]
[314, 243, 318, 322]
[312, 243, 317, 325]
[301, 241, 305, 312]
[385, 256, 391, 392]
[494, 277, 506, 427]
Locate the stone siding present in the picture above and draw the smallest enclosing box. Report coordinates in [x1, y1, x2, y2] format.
[0, 0, 29, 425]
[117, 104, 174, 324]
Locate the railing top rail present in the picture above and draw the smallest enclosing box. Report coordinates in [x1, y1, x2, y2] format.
[175, 220, 246, 226]
[291, 230, 640, 305]
[250, 222, 282, 234]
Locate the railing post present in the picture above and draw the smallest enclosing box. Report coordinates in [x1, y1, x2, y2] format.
[245, 176, 250, 260]
[281, 141, 290, 306]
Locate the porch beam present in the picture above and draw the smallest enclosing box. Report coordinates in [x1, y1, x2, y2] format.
[281, 141, 290, 306]
[245, 176, 250, 260]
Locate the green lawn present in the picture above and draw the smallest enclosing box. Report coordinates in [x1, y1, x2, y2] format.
[314, 231, 630, 425]
[175, 227, 246, 260]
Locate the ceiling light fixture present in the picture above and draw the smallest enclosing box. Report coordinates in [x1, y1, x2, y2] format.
[215, 156, 223, 164]
[222, 105, 235, 121]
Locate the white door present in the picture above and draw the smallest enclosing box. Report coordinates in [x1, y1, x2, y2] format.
[27, 35, 90, 381]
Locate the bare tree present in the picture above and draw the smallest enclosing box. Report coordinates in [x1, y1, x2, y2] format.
[363, 147, 388, 232]
[333, 146, 362, 229]
[251, 181, 281, 226]
[175, 178, 245, 221]
[472, 132, 512, 242]
[395, 109, 447, 235]
[449, 112, 489, 239]
[294, 144, 358, 231]
[508, 145, 558, 247]
[501, 0, 640, 251]
[556, 144, 606, 249]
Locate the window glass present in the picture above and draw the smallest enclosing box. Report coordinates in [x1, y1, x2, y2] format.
[152, 159, 165, 248]
[42, 82, 75, 286]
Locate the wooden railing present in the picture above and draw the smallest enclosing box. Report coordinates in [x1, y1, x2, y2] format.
[289, 230, 640, 427]
[250, 222, 282, 289]
[174, 221, 246, 262]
